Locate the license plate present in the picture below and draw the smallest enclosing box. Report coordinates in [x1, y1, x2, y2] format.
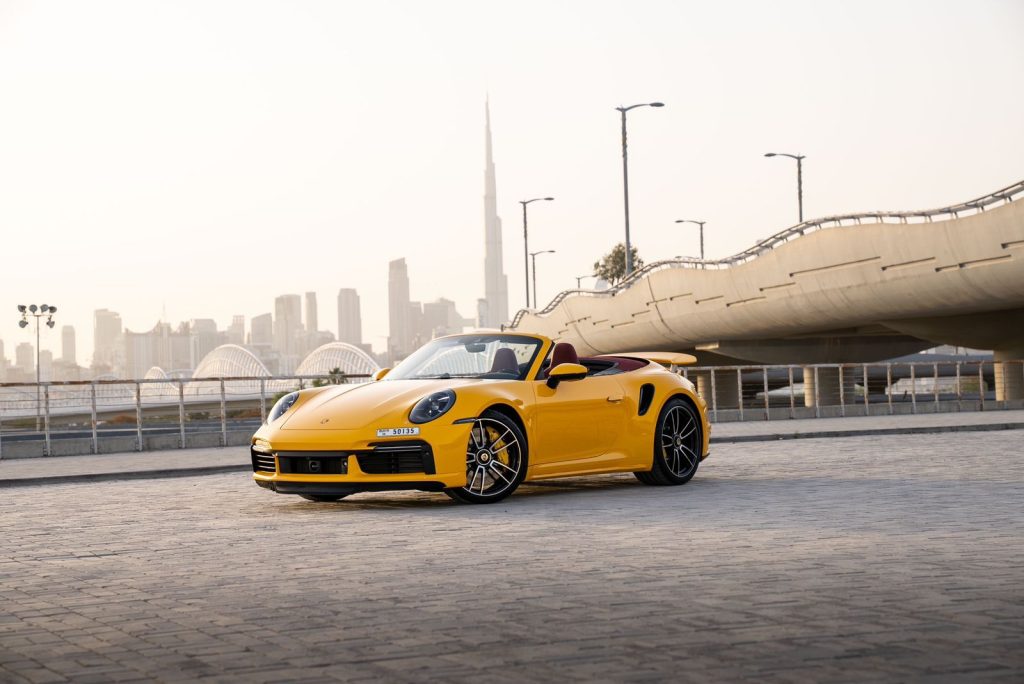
[376, 427, 420, 438]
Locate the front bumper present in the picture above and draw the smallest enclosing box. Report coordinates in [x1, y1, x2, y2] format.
[250, 422, 472, 494]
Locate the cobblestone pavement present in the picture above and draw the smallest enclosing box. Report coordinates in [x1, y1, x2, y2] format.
[1, 432, 1021, 683]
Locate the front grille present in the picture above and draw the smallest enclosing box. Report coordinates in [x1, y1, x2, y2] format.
[357, 442, 435, 475]
[252, 451, 276, 473]
[278, 452, 348, 475]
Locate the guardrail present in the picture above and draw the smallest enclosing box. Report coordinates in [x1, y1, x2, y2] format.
[508, 179, 1024, 327]
[677, 360, 1024, 422]
[0, 374, 370, 458]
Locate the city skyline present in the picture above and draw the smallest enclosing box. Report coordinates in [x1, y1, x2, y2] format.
[1, 1, 1022, 365]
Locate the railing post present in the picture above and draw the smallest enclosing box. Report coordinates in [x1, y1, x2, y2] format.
[813, 366, 821, 419]
[43, 384, 52, 457]
[762, 367, 769, 420]
[979, 362, 986, 411]
[710, 369, 718, 422]
[178, 380, 186, 449]
[90, 382, 98, 454]
[862, 365, 869, 415]
[134, 382, 143, 451]
[933, 362, 940, 411]
[220, 378, 227, 447]
[787, 366, 795, 419]
[736, 368, 744, 421]
[838, 365, 846, 418]
[955, 362, 962, 411]
[887, 364, 894, 415]
[910, 364, 917, 414]
[259, 378, 267, 422]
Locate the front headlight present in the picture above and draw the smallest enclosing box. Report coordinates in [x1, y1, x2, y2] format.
[409, 390, 456, 424]
[268, 392, 299, 423]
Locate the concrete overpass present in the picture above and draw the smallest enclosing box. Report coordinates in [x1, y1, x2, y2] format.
[508, 179, 1024, 402]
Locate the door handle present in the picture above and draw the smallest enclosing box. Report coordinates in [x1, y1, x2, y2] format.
[607, 394, 624, 403]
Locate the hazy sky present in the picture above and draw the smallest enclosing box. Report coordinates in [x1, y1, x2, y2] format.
[1, 0, 1022, 363]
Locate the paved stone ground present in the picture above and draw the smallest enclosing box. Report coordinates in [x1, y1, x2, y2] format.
[1, 431, 1021, 683]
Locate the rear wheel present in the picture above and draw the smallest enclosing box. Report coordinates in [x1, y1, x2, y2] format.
[634, 398, 702, 486]
[299, 494, 349, 502]
[445, 410, 528, 504]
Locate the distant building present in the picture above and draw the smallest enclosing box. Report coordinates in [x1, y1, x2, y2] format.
[189, 319, 222, 369]
[16, 342, 34, 376]
[479, 98, 510, 328]
[337, 288, 362, 346]
[274, 295, 303, 373]
[388, 259, 413, 362]
[93, 309, 123, 370]
[123, 322, 190, 379]
[250, 313, 273, 346]
[226, 315, 245, 346]
[422, 298, 471, 339]
[61, 325, 76, 364]
[305, 292, 318, 334]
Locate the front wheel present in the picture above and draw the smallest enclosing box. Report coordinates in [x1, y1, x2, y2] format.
[634, 398, 702, 486]
[445, 410, 528, 504]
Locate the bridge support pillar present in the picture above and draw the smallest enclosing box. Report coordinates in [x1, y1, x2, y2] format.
[803, 367, 857, 407]
[994, 350, 1024, 401]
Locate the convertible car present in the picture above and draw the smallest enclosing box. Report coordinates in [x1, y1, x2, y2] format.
[251, 332, 710, 504]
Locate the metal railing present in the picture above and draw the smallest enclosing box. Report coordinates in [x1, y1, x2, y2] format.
[508, 179, 1024, 327]
[0, 374, 370, 458]
[676, 360, 1024, 423]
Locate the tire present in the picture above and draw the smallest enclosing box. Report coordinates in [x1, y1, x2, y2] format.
[634, 397, 702, 486]
[445, 410, 528, 504]
[300, 494, 350, 502]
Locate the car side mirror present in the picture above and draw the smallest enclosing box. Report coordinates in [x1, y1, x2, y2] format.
[546, 362, 588, 389]
[373, 368, 391, 382]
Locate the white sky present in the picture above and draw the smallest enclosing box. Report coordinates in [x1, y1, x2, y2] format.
[1, 0, 1022, 363]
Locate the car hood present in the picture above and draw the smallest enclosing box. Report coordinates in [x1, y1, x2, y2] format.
[280, 378, 480, 430]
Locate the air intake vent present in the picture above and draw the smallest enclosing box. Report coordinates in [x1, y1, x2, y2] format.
[638, 384, 655, 416]
[358, 442, 436, 474]
[251, 450, 276, 473]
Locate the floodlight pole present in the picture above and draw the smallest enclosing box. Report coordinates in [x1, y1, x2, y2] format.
[616, 101, 664, 276]
[17, 304, 57, 431]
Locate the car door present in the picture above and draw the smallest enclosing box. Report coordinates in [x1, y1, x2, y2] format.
[531, 373, 629, 475]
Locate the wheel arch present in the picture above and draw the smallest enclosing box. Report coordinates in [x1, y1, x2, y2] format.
[479, 402, 529, 453]
[658, 390, 709, 459]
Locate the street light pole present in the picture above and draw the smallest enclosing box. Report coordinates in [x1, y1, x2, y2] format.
[764, 152, 806, 223]
[674, 219, 707, 261]
[519, 197, 555, 309]
[616, 101, 664, 277]
[17, 304, 57, 431]
[575, 274, 596, 289]
[529, 250, 556, 309]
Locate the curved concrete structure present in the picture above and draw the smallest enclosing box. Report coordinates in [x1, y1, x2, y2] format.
[509, 180, 1024, 399]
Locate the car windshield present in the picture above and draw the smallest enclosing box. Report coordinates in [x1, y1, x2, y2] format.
[385, 335, 543, 381]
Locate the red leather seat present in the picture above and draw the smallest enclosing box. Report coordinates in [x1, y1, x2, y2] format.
[550, 342, 578, 367]
[489, 347, 519, 375]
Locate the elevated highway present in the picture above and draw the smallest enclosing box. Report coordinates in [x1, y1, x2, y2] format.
[509, 180, 1024, 402]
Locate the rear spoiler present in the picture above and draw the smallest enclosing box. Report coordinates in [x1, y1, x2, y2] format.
[602, 351, 698, 367]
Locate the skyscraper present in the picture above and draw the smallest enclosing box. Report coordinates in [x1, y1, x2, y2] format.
[337, 288, 362, 346]
[274, 294, 303, 372]
[226, 315, 245, 345]
[479, 97, 510, 328]
[388, 258, 412, 361]
[250, 313, 273, 347]
[93, 309, 122, 370]
[61, 325, 76, 364]
[305, 292, 318, 334]
[16, 342, 34, 375]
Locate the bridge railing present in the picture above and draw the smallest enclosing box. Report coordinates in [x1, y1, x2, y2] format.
[0, 373, 371, 458]
[677, 360, 1024, 423]
[508, 179, 1024, 327]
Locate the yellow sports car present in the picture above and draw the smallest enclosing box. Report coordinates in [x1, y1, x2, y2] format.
[250, 332, 710, 504]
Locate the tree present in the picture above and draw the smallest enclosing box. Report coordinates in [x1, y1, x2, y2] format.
[593, 243, 643, 286]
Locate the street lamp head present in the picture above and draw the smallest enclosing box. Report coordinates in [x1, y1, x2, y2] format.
[649, 102, 664, 108]
[544, 197, 554, 201]
[29, 304, 38, 313]
[17, 304, 26, 312]
[48, 306, 56, 313]
[18, 320, 28, 328]
[46, 320, 55, 328]
[40, 304, 49, 312]
[764, 152, 777, 157]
